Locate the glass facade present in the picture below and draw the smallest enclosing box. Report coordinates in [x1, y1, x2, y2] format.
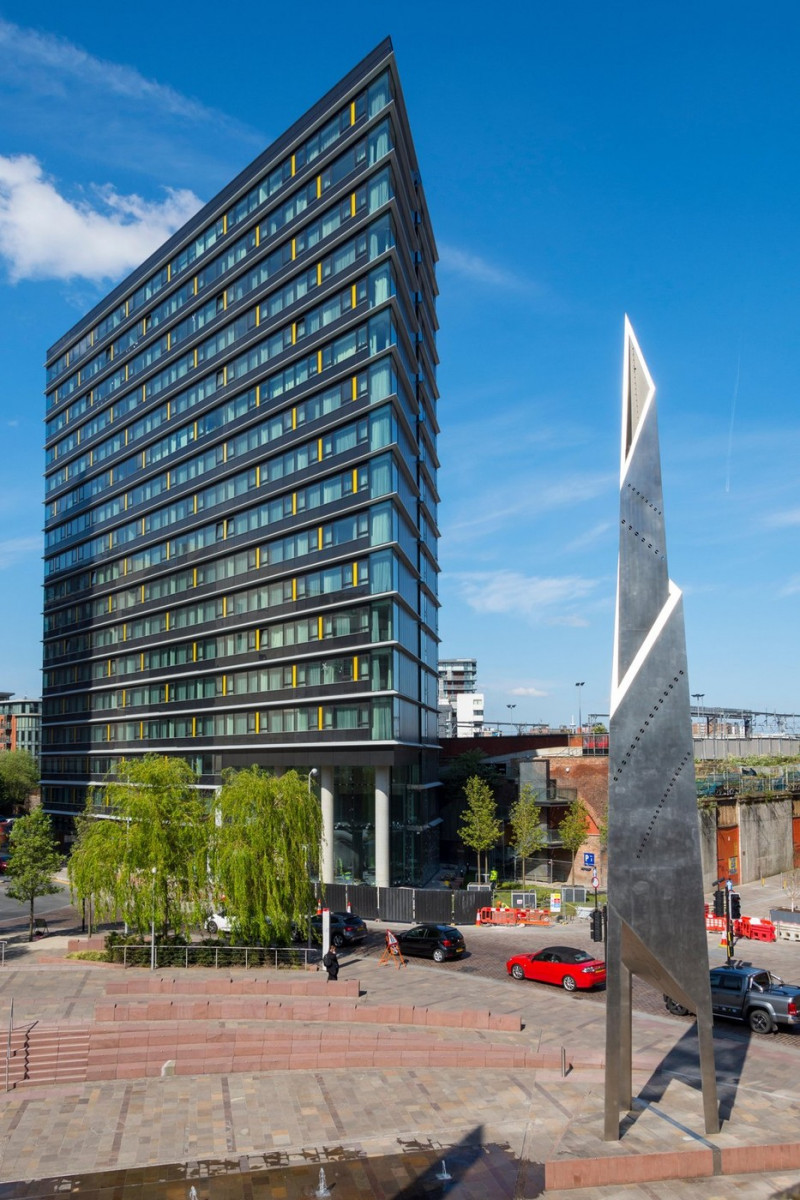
[40, 40, 440, 879]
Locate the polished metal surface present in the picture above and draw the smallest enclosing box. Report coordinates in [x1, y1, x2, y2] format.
[605, 319, 718, 1140]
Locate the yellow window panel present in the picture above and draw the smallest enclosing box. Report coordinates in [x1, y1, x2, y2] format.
[167, 262, 172, 281]
[292, 407, 297, 430]
[353, 655, 358, 677]
[167, 330, 172, 350]
[318, 706, 323, 730]
[317, 349, 323, 373]
[318, 527, 323, 550]
[165, 683, 169, 702]
[292, 664, 297, 688]
[222, 675, 227, 696]
[352, 468, 358, 492]
[141, 518, 146, 536]
[292, 493, 297, 515]
[223, 442, 228, 462]
[123, 558, 128, 575]
[192, 642, 197, 662]
[165, 612, 170, 631]
[108, 595, 113, 613]
[141, 585, 145, 602]
[255, 711, 260, 733]
[291, 322, 296, 345]
[192, 567, 197, 588]
[255, 464, 260, 487]
[193, 276, 198, 295]
[124, 493, 129, 511]
[318, 615, 323, 639]
[140, 721, 144, 739]
[292, 577, 297, 601]
[125, 299, 130, 317]
[107, 660, 112, 677]
[255, 226, 260, 247]
[353, 561, 358, 586]
[255, 628, 261, 650]
[255, 546, 261, 569]
[350, 193, 356, 217]
[318, 437, 323, 460]
[142, 383, 147, 401]
[122, 623, 127, 641]
[316, 175, 321, 199]
[351, 283, 357, 308]
[350, 100, 356, 125]
[222, 595, 227, 617]
[139, 652, 144, 670]
[291, 152, 296, 176]
[193, 420, 198, 440]
[291, 237, 296, 260]
[166, 541, 171, 559]
[193, 495, 198, 514]
[223, 212, 228, 234]
[166, 470, 170, 490]
[255, 384, 261, 406]
[122, 689, 126, 707]
[107, 724, 111, 741]
[193, 348, 198, 368]
[317, 261, 322, 285]
[255, 307, 260, 327]
[166, 400, 171, 420]
[192, 716, 197, 736]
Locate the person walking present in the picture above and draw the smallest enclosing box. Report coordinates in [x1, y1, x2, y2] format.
[322, 944, 339, 981]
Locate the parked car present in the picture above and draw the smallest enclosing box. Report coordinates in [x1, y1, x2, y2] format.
[506, 946, 606, 991]
[665, 965, 800, 1034]
[396, 923, 466, 962]
[308, 911, 368, 947]
[205, 911, 232, 934]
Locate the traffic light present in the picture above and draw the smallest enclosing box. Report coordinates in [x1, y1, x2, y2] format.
[590, 909, 604, 942]
[729, 892, 741, 920]
[713, 890, 725, 917]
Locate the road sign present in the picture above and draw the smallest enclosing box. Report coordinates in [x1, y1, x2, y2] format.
[583, 852, 595, 867]
[592, 876, 599, 889]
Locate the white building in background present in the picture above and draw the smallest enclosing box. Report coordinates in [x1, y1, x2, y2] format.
[455, 691, 484, 737]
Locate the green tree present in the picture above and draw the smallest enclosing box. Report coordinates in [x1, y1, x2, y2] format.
[558, 800, 591, 882]
[5, 808, 61, 940]
[509, 784, 545, 884]
[211, 766, 321, 945]
[68, 756, 209, 938]
[0, 749, 39, 813]
[458, 776, 503, 885]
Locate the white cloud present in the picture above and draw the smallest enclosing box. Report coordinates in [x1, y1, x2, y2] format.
[764, 508, 800, 529]
[437, 241, 534, 292]
[449, 569, 599, 622]
[0, 536, 41, 569]
[777, 575, 800, 598]
[0, 154, 202, 283]
[0, 19, 251, 134]
[510, 685, 548, 697]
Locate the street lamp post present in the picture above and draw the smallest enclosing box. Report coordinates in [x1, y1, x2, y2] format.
[575, 682, 585, 735]
[150, 866, 157, 972]
[507, 704, 516, 734]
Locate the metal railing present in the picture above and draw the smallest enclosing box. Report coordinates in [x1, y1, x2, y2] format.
[109, 943, 319, 970]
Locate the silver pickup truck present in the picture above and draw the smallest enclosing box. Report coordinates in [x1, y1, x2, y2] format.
[665, 965, 800, 1034]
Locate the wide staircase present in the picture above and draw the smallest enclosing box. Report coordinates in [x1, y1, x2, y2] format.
[4, 971, 553, 1090]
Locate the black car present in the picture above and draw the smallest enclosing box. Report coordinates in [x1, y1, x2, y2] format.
[308, 911, 368, 947]
[397, 923, 466, 963]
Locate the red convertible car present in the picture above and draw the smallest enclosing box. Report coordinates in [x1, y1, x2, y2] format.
[506, 946, 606, 991]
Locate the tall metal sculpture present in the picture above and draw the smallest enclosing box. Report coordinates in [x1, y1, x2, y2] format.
[604, 318, 719, 1140]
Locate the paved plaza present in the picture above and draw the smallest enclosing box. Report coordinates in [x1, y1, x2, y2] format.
[0, 874, 798, 1198]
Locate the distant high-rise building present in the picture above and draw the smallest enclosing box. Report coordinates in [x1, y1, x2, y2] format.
[437, 658, 477, 702]
[41, 39, 440, 885]
[0, 694, 42, 765]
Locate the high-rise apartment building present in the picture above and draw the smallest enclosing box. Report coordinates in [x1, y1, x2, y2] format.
[41, 40, 440, 886]
[0, 693, 42, 764]
[437, 658, 477, 702]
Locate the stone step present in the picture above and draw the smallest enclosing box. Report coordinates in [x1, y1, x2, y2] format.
[6, 1025, 90, 1088]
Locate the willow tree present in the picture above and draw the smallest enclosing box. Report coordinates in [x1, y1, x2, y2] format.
[68, 756, 210, 937]
[458, 775, 503, 886]
[211, 766, 321, 945]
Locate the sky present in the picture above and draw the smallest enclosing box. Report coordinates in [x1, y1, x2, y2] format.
[0, 1, 798, 733]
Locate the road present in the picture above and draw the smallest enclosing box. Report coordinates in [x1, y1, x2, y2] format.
[0, 880, 74, 938]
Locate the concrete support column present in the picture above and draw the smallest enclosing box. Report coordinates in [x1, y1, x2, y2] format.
[375, 765, 390, 889]
[319, 766, 335, 884]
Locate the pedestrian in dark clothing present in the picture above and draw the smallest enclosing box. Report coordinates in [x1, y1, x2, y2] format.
[323, 945, 339, 981]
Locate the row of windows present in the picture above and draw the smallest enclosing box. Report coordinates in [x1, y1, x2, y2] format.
[49, 120, 392, 417]
[47, 353, 398, 535]
[45, 437, 402, 577]
[43, 509, 419, 670]
[46, 206, 395, 481]
[47, 201, 399, 450]
[45, 696, 400, 744]
[44, 602, 396, 707]
[46, 71, 392, 391]
[47, 279, 397, 545]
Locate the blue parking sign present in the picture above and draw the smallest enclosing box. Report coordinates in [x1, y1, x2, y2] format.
[583, 852, 595, 866]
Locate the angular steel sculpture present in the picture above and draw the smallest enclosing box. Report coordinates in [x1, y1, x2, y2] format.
[604, 318, 719, 1140]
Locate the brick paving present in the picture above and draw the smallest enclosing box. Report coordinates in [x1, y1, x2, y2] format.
[0, 873, 797, 1197]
